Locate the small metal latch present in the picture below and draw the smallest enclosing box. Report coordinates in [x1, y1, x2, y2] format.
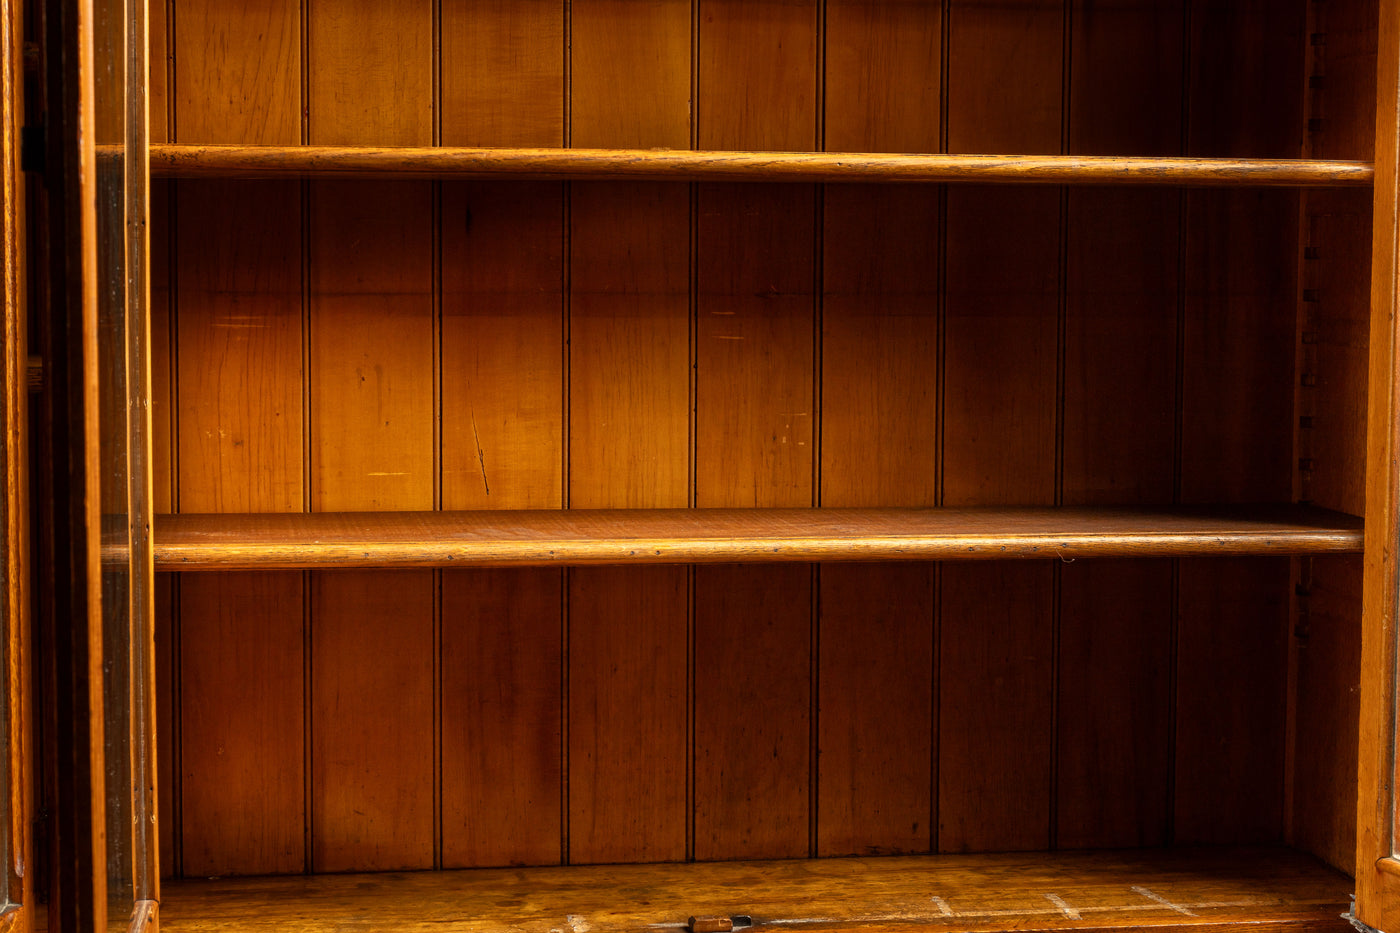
[688, 916, 752, 933]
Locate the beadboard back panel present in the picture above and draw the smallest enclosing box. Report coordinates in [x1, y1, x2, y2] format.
[146, 0, 1369, 879]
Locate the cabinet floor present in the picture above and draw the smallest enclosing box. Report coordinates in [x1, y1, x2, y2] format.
[155, 847, 1351, 933]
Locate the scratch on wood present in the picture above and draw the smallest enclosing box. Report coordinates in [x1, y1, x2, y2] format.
[931, 897, 954, 918]
[471, 408, 490, 495]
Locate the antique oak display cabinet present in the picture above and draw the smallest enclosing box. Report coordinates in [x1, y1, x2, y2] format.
[11, 0, 1400, 931]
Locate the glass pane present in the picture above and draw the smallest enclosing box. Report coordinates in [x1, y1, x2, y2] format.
[94, 0, 154, 919]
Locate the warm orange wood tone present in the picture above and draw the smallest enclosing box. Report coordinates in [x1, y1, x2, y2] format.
[571, 0, 691, 150]
[178, 573, 304, 876]
[172, 0, 299, 145]
[441, 568, 562, 868]
[567, 567, 687, 864]
[440, 0, 564, 148]
[693, 563, 810, 860]
[440, 182, 563, 510]
[159, 848, 1352, 933]
[145, 145, 1378, 186]
[311, 570, 434, 872]
[818, 563, 934, 856]
[824, 0, 940, 154]
[146, 505, 1364, 570]
[306, 0, 431, 147]
[1357, 0, 1400, 926]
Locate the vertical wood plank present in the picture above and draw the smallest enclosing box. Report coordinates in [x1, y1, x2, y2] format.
[148, 0, 168, 143]
[154, 578, 174, 879]
[441, 0, 565, 148]
[1292, 555, 1362, 872]
[442, 568, 563, 868]
[306, 0, 438, 873]
[938, 561, 1054, 852]
[568, 0, 692, 866]
[441, 182, 563, 511]
[172, 0, 300, 145]
[568, 567, 688, 864]
[182, 573, 305, 876]
[818, 0, 940, 860]
[818, 564, 935, 856]
[824, 0, 940, 155]
[1175, 558, 1290, 844]
[439, 5, 568, 866]
[693, 564, 810, 861]
[1176, 0, 1303, 847]
[571, 0, 691, 149]
[939, 0, 1061, 854]
[691, 0, 817, 861]
[311, 570, 435, 872]
[1056, 0, 1181, 851]
[306, 0, 432, 147]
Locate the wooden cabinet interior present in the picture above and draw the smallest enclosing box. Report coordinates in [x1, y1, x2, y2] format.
[140, 0, 1377, 929]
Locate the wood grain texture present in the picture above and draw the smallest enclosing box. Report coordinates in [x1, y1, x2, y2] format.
[146, 505, 1365, 570]
[697, 0, 816, 152]
[145, 145, 1378, 186]
[306, 0, 432, 147]
[1056, 559, 1172, 849]
[693, 563, 810, 860]
[172, 0, 299, 145]
[441, 568, 563, 868]
[1174, 558, 1290, 845]
[571, 0, 691, 149]
[824, 0, 940, 154]
[440, 0, 564, 148]
[179, 572, 304, 876]
[440, 182, 563, 510]
[818, 563, 934, 856]
[568, 183, 689, 509]
[176, 180, 303, 514]
[939, 562, 1053, 852]
[157, 847, 1354, 933]
[311, 570, 434, 872]
[1292, 556, 1361, 874]
[568, 567, 687, 864]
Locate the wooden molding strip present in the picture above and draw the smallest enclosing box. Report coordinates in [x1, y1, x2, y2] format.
[138, 144, 1376, 186]
[129, 505, 1365, 571]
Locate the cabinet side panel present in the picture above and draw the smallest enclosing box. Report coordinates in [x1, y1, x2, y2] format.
[174, 178, 306, 877]
[441, 0, 564, 148]
[568, 3, 692, 864]
[939, 0, 1062, 854]
[819, 0, 940, 859]
[691, 0, 818, 861]
[568, 567, 688, 864]
[442, 568, 563, 868]
[172, 0, 300, 145]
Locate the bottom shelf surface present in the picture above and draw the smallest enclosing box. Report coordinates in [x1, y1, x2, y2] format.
[157, 847, 1351, 933]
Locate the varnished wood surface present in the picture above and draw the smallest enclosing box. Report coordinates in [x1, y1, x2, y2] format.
[140, 144, 1376, 186]
[135, 506, 1364, 570]
[156, 848, 1350, 933]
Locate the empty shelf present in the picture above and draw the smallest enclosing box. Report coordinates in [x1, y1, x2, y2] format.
[143, 144, 1375, 186]
[159, 847, 1350, 933]
[139, 505, 1363, 571]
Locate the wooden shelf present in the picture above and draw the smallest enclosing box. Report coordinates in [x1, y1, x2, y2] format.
[158, 847, 1350, 933]
[141, 144, 1375, 186]
[136, 505, 1363, 571]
